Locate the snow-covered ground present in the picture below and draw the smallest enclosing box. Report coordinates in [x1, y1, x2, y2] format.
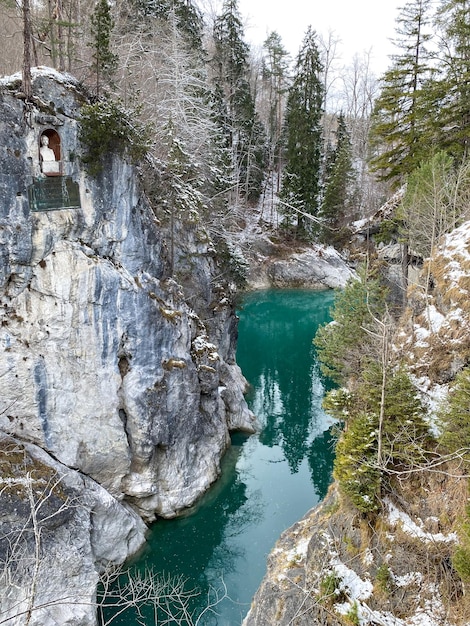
[226, 177, 355, 290]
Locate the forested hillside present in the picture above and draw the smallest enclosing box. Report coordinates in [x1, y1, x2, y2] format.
[4, 0, 470, 243]
[4, 0, 470, 624]
[1, 0, 391, 244]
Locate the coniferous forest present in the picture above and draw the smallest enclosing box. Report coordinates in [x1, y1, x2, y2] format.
[4, 0, 470, 240]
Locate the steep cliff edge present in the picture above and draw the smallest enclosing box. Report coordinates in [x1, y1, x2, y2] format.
[0, 68, 255, 624]
[0, 68, 255, 518]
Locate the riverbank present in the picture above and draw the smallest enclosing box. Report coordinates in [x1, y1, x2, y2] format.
[241, 221, 470, 626]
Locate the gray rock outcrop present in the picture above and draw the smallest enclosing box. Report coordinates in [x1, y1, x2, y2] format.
[265, 246, 355, 289]
[231, 227, 354, 290]
[0, 433, 146, 626]
[0, 68, 255, 624]
[0, 69, 255, 520]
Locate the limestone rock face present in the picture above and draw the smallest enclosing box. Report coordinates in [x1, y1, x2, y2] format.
[266, 246, 355, 289]
[0, 69, 255, 526]
[0, 433, 146, 626]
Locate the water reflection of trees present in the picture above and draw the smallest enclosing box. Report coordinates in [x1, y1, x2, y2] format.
[208, 487, 263, 573]
[239, 291, 335, 477]
[307, 428, 335, 499]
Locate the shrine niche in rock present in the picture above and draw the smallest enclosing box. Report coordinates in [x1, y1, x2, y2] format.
[40, 129, 61, 175]
[28, 126, 81, 212]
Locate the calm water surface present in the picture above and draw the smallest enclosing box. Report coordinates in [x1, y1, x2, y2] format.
[107, 289, 336, 625]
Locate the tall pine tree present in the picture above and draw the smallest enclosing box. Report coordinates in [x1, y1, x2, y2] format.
[319, 112, 355, 245]
[212, 0, 267, 203]
[369, 0, 433, 186]
[280, 27, 324, 235]
[90, 0, 118, 96]
[262, 31, 291, 191]
[430, 0, 470, 160]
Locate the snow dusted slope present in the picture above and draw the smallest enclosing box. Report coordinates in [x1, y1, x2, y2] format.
[244, 220, 470, 626]
[243, 476, 465, 626]
[396, 220, 470, 421]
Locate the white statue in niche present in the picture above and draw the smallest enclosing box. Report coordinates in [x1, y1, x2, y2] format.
[40, 135, 60, 174]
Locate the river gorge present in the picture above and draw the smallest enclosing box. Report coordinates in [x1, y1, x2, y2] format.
[104, 289, 337, 625]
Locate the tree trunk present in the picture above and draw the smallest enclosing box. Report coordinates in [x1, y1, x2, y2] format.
[56, 0, 66, 72]
[401, 240, 409, 306]
[22, 0, 33, 100]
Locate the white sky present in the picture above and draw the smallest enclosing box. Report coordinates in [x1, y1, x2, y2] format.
[237, 0, 403, 75]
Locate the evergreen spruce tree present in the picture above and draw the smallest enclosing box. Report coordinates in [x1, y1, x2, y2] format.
[439, 366, 470, 466]
[333, 364, 429, 513]
[334, 411, 382, 513]
[158, 120, 206, 276]
[280, 26, 324, 235]
[212, 0, 267, 202]
[126, 0, 204, 52]
[369, 0, 433, 186]
[262, 31, 291, 191]
[172, 0, 204, 52]
[430, 0, 470, 160]
[357, 363, 430, 466]
[319, 112, 355, 245]
[90, 0, 118, 96]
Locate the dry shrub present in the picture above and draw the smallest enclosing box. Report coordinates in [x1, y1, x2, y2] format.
[391, 462, 467, 531]
[398, 241, 470, 383]
[384, 464, 470, 621]
[458, 274, 470, 295]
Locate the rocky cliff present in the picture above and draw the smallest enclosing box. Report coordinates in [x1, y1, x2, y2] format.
[0, 432, 147, 626]
[0, 68, 255, 624]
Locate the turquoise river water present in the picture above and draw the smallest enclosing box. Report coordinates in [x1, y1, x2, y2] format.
[104, 288, 336, 625]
